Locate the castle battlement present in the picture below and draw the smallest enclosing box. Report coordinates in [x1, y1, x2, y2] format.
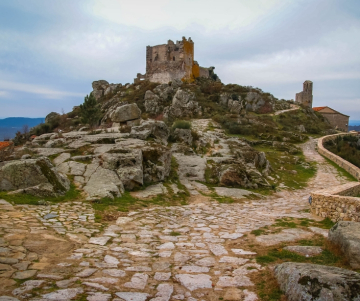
[135, 37, 211, 84]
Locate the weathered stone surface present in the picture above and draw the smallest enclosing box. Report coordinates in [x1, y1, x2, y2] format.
[12, 269, 37, 279]
[133, 183, 167, 199]
[164, 89, 201, 120]
[83, 167, 124, 200]
[284, 246, 323, 257]
[123, 273, 148, 289]
[0, 157, 70, 197]
[102, 149, 143, 190]
[42, 287, 84, 300]
[0, 297, 20, 301]
[150, 283, 173, 301]
[215, 187, 261, 199]
[144, 90, 162, 115]
[274, 262, 360, 301]
[175, 274, 212, 291]
[216, 275, 253, 287]
[173, 128, 192, 145]
[255, 229, 313, 246]
[88, 237, 110, 246]
[76, 268, 97, 277]
[111, 103, 141, 123]
[130, 120, 170, 145]
[103, 269, 126, 277]
[142, 144, 172, 184]
[328, 221, 360, 269]
[87, 292, 112, 301]
[115, 292, 149, 301]
[45, 112, 60, 124]
[154, 272, 171, 281]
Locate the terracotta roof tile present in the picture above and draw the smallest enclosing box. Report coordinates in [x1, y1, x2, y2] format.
[0, 141, 12, 150]
[312, 106, 327, 112]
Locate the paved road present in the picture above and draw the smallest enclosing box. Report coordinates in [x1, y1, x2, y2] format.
[0, 138, 348, 301]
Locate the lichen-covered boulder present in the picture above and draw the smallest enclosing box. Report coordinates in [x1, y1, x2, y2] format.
[44, 138, 66, 148]
[144, 90, 162, 115]
[110, 103, 141, 123]
[45, 112, 60, 124]
[164, 89, 201, 120]
[92, 80, 109, 91]
[274, 262, 360, 301]
[328, 221, 360, 269]
[142, 144, 172, 184]
[0, 157, 70, 197]
[102, 149, 143, 190]
[173, 128, 193, 145]
[83, 167, 124, 200]
[130, 120, 170, 144]
[153, 84, 173, 100]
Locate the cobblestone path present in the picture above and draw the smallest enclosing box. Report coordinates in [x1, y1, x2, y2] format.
[0, 138, 349, 301]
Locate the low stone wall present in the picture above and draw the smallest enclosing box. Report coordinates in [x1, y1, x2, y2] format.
[311, 182, 360, 222]
[317, 132, 360, 180]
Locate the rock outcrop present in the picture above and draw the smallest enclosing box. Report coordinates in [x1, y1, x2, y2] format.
[130, 120, 170, 144]
[45, 112, 60, 124]
[164, 89, 201, 120]
[110, 103, 141, 123]
[0, 157, 70, 197]
[328, 221, 360, 269]
[274, 262, 360, 301]
[92, 80, 122, 101]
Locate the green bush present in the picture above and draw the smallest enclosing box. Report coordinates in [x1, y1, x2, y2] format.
[172, 120, 191, 130]
[80, 93, 101, 128]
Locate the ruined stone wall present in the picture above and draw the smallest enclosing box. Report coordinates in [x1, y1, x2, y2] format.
[317, 132, 360, 180]
[320, 113, 349, 132]
[144, 37, 209, 84]
[199, 66, 210, 78]
[311, 182, 360, 222]
[295, 80, 313, 107]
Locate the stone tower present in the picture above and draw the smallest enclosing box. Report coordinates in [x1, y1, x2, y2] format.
[295, 80, 313, 107]
[134, 37, 211, 84]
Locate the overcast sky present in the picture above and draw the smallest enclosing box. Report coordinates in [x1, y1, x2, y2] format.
[0, 0, 359, 119]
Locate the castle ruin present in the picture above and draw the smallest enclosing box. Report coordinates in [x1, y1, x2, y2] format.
[295, 80, 313, 107]
[135, 37, 213, 84]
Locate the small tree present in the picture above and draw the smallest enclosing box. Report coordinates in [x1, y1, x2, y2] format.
[80, 93, 101, 128]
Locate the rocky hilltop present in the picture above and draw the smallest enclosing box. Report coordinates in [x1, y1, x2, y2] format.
[1, 78, 359, 301]
[0, 78, 331, 200]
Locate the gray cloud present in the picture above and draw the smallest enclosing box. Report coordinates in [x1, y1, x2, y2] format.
[0, 0, 359, 118]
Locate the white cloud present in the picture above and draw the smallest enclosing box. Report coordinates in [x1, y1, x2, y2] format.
[90, 0, 285, 31]
[0, 80, 84, 99]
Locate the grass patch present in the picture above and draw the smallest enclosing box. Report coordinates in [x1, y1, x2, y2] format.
[92, 190, 188, 222]
[274, 219, 297, 228]
[252, 145, 317, 190]
[172, 120, 191, 130]
[170, 231, 181, 236]
[255, 234, 350, 270]
[322, 156, 358, 181]
[253, 268, 286, 301]
[0, 183, 81, 206]
[251, 229, 267, 236]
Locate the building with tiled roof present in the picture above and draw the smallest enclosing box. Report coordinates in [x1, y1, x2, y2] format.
[313, 106, 349, 132]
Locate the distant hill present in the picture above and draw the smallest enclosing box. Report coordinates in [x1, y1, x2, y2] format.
[0, 117, 44, 141]
[349, 125, 360, 132]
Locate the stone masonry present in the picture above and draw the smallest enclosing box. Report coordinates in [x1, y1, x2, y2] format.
[311, 182, 360, 222]
[135, 37, 212, 84]
[295, 80, 313, 107]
